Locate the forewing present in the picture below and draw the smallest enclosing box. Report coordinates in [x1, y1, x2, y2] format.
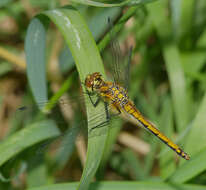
[103, 17, 133, 91]
[14, 94, 122, 138]
[13, 99, 122, 170]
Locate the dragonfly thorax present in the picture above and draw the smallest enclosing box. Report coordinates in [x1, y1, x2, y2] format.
[85, 72, 105, 92]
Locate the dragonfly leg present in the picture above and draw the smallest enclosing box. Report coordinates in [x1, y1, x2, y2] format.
[89, 102, 121, 132]
[92, 96, 101, 107]
[86, 90, 101, 107]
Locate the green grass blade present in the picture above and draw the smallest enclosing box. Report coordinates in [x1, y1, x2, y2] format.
[96, 119, 122, 179]
[98, 6, 139, 52]
[167, 93, 206, 182]
[0, 120, 60, 167]
[25, 18, 48, 110]
[122, 149, 145, 180]
[147, 0, 189, 132]
[184, 93, 206, 157]
[158, 96, 175, 179]
[170, 0, 181, 37]
[69, 0, 155, 7]
[162, 45, 188, 132]
[169, 147, 206, 183]
[178, 0, 195, 46]
[89, 7, 121, 41]
[70, 0, 131, 7]
[35, 7, 108, 190]
[27, 164, 47, 188]
[180, 29, 206, 78]
[28, 181, 206, 190]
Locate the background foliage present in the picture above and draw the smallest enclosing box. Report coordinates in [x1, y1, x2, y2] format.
[0, 0, 206, 190]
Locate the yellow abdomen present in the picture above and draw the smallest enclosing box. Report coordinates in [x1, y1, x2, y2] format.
[123, 102, 190, 160]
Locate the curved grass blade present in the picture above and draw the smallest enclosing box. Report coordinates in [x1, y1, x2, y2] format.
[0, 120, 60, 167]
[25, 18, 48, 110]
[25, 7, 109, 190]
[169, 147, 206, 183]
[59, 7, 122, 74]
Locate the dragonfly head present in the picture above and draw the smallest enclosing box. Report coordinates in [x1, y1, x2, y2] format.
[85, 72, 104, 92]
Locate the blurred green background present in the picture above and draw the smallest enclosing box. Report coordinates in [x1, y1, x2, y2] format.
[0, 0, 206, 190]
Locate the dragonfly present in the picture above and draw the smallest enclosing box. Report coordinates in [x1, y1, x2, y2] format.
[84, 72, 190, 160]
[15, 18, 190, 161]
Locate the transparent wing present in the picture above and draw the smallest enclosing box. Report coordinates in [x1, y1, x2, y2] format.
[124, 46, 133, 91]
[9, 94, 123, 181]
[104, 17, 133, 91]
[14, 94, 122, 144]
[15, 97, 120, 133]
